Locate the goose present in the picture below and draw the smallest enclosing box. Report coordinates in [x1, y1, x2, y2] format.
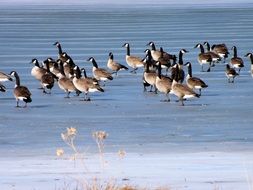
[158, 47, 173, 74]
[0, 71, 13, 82]
[53, 41, 75, 67]
[147, 41, 175, 62]
[142, 54, 157, 92]
[9, 71, 32, 107]
[57, 60, 78, 98]
[144, 49, 157, 71]
[211, 43, 229, 63]
[40, 61, 57, 94]
[155, 61, 172, 102]
[42, 57, 56, 70]
[50, 61, 61, 77]
[225, 64, 239, 83]
[30, 58, 47, 81]
[0, 83, 6, 92]
[230, 46, 244, 73]
[62, 59, 74, 78]
[73, 65, 104, 101]
[244, 52, 253, 77]
[171, 65, 200, 106]
[184, 62, 208, 95]
[107, 52, 128, 75]
[203, 42, 221, 65]
[171, 49, 188, 83]
[122, 43, 144, 73]
[194, 43, 212, 72]
[87, 57, 113, 85]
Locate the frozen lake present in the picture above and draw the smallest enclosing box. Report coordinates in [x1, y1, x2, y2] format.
[0, 3, 253, 190]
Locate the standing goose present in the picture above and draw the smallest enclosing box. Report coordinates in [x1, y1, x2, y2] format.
[184, 62, 208, 95]
[147, 41, 175, 62]
[230, 46, 244, 73]
[203, 42, 221, 65]
[171, 65, 200, 106]
[144, 49, 157, 71]
[194, 43, 213, 72]
[9, 71, 32, 107]
[225, 64, 239, 83]
[73, 65, 104, 101]
[57, 60, 78, 98]
[107, 52, 128, 75]
[143, 54, 157, 92]
[122, 43, 144, 73]
[211, 43, 229, 63]
[155, 61, 172, 102]
[158, 47, 173, 74]
[40, 61, 57, 94]
[30, 58, 47, 82]
[87, 57, 113, 85]
[0, 83, 6, 92]
[171, 49, 188, 83]
[43, 57, 56, 70]
[244, 52, 253, 77]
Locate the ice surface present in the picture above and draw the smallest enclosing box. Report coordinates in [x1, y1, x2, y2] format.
[0, 4, 253, 190]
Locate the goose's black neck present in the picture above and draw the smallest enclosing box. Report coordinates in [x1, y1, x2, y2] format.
[250, 55, 253, 64]
[57, 44, 63, 54]
[187, 63, 192, 77]
[75, 67, 81, 79]
[157, 62, 162, 79]
[144, 56, 151, 73]
[14, 72, 20, 86]
[233, 47, 238, 58]
[59, 62, 66, 76]
[151, 44, 156, 51]
[92, 59, 98, 68]
[199, 44, 205, 54]
[178, 51, 184, 65]
[126, 46, 130, 56]
[206, 42, 211, 51]
[83, 69, 87, 78]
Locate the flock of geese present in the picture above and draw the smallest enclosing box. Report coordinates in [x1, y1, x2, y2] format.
[0, 41, 252, 107]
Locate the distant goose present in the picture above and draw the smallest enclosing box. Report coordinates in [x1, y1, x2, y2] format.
[87, 57, 113, 85]
[155, 61, 172, 102]
[122, 43, 144, 73]
[73, 65, 104, 101]
[147, 41, 175, 62]
[194, 43, 212, 72]
[107, 52, 128, 75]
[53, 42, 75, 67]
[9, 71, 32, 107]
[57, 60, 78, 98]
[230, 46, 244, 73]
[211, 43, 229, 63]
[184, 62, 208, 95]
[171, 65, 200, 106]
[40, 61, 57, 94]
[0, 83, 6, 92]
[203, 42, 221, 65]
[142, 54, 157, 92]
[244, 52, 253, 77]
[30, 58, 47, 82]
[226, 64, 239, 83]
[0, 71, 13, 82]
[171, 49, 188, 83]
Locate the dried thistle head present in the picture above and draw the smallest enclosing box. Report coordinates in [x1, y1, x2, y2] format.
[118, 150, 126, 159]
[56, 148, 64, 157]
[92, 131, 108, 140]
[67, 127, 77, 136]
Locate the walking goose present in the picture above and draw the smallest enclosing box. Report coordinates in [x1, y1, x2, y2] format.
[155, 61, 172, 102]
[226, 64, 239, 83]
[40, 61, 57, 94]
[171, 65, 200, 106]
[107, 52, 128, 75]
[194, 43, 212, 72]
[57, 60, 78, 98]
[143, 54, 157, 92]
[230, 46, 244, 73]
[184, 62, 208, 95]
[73, 65, 104, 101]
[122, 43, 144, 73]
[244, 52, 253, 77]
[9, 71, 32, 107]
[87, 57, 113, 85]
